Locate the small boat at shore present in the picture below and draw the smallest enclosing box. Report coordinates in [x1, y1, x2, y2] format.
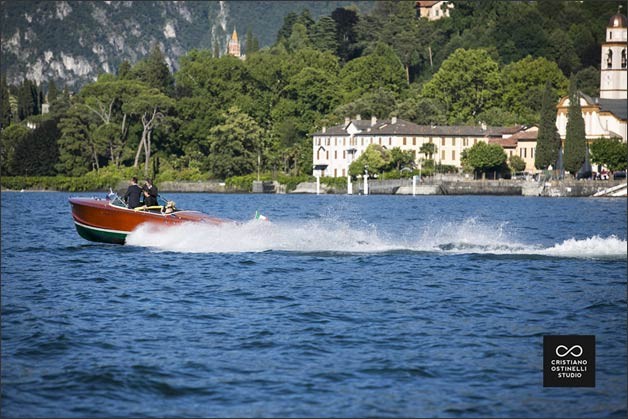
[69, 193, 230, 244]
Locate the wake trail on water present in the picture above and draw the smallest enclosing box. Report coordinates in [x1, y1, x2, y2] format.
[125, 217, 627, 260]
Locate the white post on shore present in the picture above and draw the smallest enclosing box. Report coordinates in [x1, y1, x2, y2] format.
[316, 175, 320, 195]
[347, 175, 353, 195]
[412, 175, 417, 196]
[364, 175, 369, 195]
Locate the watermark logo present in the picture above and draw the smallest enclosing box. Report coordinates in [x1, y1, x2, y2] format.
[555, 345, 583, 357]
[544, 335, 595, 387]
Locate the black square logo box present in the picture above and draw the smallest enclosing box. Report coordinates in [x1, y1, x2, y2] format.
[544, 335, 595, 387]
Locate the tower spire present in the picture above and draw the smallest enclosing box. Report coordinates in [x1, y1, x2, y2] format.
[227, 25, 241, 58]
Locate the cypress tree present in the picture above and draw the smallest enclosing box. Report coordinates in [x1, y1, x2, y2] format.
[213, 40, 221, 58]
[563, 75, 586, 174]
[534, 80, 561, 169]
[245, 29, 259, 55]
[117, 60, 132, 80]
[17, 79, 35, 120]
[1, 74, 12, 128]
[47, 79, 58, 104]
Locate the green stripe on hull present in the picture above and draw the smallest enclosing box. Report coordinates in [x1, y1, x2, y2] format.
[75, 223, 128, 244]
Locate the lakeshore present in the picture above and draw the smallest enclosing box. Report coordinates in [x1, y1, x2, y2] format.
[146, 178, 628, 197]
[4, 178, 626, 197]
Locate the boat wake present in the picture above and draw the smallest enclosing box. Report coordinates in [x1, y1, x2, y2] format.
[125, 218, 627, 260]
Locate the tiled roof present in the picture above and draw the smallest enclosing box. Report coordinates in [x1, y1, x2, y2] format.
[417, 1, 441, 8]
[571, 93, 627, 121]
[489, 128, 538, 148]
[598, 99, 628, 120]
[489, 137, 518, 148]
[312, 118, 523, 138]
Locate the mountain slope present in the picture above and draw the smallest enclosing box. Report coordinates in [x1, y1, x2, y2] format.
[0, 1, 367, 88]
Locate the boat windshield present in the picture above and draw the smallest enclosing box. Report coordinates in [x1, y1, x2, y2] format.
[109, 194, 128, 208]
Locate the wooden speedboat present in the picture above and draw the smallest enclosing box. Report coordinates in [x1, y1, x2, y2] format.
[68, 194, 230, 244]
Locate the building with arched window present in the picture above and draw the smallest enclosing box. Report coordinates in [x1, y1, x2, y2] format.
[556, 12, 627, 143]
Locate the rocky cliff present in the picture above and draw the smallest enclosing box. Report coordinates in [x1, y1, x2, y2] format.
[1, 0, 362, 89]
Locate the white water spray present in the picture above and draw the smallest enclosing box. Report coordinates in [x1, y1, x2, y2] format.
[125, 217, 627, 260]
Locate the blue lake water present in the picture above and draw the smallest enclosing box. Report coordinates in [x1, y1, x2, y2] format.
[1, 192, 627, 418]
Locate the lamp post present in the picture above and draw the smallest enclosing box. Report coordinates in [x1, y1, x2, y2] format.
[363, 165, 369, 195]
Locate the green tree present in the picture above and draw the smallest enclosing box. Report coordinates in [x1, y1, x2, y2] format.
[476, 107, 518, 126]
[589, 138, 628, 173]
[395, 96, 447, 125]
[213, 40, 221, 58]
[388, 147, 415, 172]
[287, 23, 310, 52]
[284, 66, 340, 116]
[79, 79, 146, 168]
[419, 142, 437, 160]
[17, 79, 39, 120]
[509, 155, 526, 172]
[422, 48, 501, 124]
[334, 88, 397, 120]
[464, 141, 507, 178]
[129, 44, 174, 95]
[501, 56, 568, 124]
[56, 104, 99, 175]
[277, 12, 298, 43]
[574, 66, 599, 97]
[0, 123, 29, 174]
[374, 1, 433, 84]
[1, 74, 12, 128]
[546, 29, 581, 76]
[535, 80, 562, 170]
[339, 43, 406, 102]
[296, 9, 315, 33]
[118, 60, 132, 79]
[123, 88, 174, 175]
[207, 106, 263, 179]
[310, 16, 338, 53]
[245, 29, 259, 55]
[10, 118, 60, 176]
[349, 144, 389, 176]
[47, 79, 59, 104]
[563, 76, 586, 174]
[331, 7, 360, 62]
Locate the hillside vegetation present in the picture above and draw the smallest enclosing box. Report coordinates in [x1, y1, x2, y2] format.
[0, 0, 623, 188]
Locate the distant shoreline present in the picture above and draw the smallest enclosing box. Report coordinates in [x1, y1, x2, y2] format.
[2, 178, 626, 198]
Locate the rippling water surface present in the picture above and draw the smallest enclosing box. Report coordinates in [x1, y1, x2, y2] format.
[2, 192, 626, 417]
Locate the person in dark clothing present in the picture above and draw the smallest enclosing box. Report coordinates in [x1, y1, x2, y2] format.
[123, 177, 143, 208]
[142, 178, 158, 207]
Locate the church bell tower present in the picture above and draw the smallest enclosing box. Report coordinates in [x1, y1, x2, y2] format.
[600, 10, 627, 99]
[227, 27, 241, 58]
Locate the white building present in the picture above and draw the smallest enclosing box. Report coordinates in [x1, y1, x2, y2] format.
[415, 1, 453, 21]
[312, 11, 626, 177]
[311, 116, 523, 177]
[556, 12, 627, 143]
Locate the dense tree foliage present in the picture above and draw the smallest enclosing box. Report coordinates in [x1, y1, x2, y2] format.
[463, 142, 508, 178]
[563, 76, 587, 174]
[590, 138, 628, 172]
[422, 48, 502, 124]
[535, 80, 562, 170]
[1, 1, 624, 182]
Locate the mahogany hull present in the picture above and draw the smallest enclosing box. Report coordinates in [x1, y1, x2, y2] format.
[69, 197, 228, 244]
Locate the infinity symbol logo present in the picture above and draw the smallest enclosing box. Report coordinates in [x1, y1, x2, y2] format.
[555, 345, 583, 357]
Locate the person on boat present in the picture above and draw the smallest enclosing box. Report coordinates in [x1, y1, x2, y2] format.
[163, 201, 176, 214]
[123, 177, 143, 208]
[142, 178, 158, 207]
